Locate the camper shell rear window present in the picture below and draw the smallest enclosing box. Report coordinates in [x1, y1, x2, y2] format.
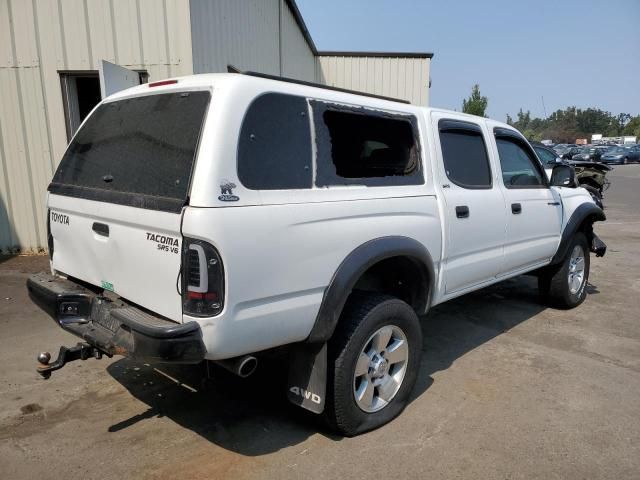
[49, 91, 210, 212]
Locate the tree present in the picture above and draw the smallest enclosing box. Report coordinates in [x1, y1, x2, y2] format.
[504, 106, 637, 143]
[623, 116, 640, 137]
[462, 84, 488, 117]
[612, 113, 632, 135]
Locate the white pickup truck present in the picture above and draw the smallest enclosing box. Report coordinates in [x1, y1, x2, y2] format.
[28, 72, 606, 436]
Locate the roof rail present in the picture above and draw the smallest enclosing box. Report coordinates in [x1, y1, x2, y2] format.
[227, 66, 411, 105]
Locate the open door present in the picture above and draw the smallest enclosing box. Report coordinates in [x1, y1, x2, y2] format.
[99, 60, 140, 98]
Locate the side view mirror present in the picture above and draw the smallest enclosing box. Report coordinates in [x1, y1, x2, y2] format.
[555, 157, 562, 163]
[550, 164, 577, 187]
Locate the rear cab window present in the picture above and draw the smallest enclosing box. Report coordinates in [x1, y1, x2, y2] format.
[50, 90, 211, 212]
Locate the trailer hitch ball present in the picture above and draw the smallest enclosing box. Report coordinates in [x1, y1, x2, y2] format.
[37, 352, 51, 365]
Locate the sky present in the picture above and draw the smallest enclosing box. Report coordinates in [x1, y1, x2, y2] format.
[296, 0, 640, 121]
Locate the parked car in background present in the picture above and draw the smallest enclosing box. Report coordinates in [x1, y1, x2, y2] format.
[571, 146, 608, 162]
[600, 145, 640, 164]
[561, 146, 584, 160]
[553, 143, 575, 151]
[553, 144, 575, 157]
[532, 143, 611, 208]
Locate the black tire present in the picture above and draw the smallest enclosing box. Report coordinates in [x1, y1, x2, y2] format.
[582, 184, 603, 209]
[539, 232, 590, 309]
[324, 292, 422, 436]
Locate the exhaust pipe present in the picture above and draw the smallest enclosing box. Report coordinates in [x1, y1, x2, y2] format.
[214, 355, 258, 378]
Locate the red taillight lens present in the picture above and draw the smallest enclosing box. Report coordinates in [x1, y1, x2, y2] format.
[182, 238, 224, 317]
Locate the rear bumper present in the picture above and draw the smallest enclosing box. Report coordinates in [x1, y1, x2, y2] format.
[27, 272, 206, 364]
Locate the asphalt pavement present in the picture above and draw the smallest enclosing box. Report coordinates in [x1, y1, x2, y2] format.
[1, 165, 638, 479]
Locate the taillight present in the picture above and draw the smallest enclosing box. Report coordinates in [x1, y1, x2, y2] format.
[182, 238, 224, 317]
[148, 79, 178, 88]
[47, 209, 54, 260]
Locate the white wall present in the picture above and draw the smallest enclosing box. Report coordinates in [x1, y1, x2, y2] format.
[190, 0, 281, 76]
[280, 0, 316, 80]
[190, 0, 316, 81]
[316, 54, 431, 106]
[0, 0, 193, 252]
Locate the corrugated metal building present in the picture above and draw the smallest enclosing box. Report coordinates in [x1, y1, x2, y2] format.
[0, 0, 433, 253]
[316, 52, 431, 106]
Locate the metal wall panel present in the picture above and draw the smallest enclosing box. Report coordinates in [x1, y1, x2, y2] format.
[0, 0, 193, 252]
[190, 0, 281, 75]
[316, 55, 431, 106]
[280, 0, 315, 80]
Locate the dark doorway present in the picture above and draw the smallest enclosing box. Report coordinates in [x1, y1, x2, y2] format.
[60, 72, 101, 140]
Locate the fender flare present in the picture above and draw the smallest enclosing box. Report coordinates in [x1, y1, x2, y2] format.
[551, 202, 605, 265]
[306, 236, 435, 344]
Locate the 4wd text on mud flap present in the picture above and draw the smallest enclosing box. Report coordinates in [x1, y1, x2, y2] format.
[289, 386, 322, 404]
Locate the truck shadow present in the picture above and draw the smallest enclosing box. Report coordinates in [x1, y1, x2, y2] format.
[106, 275, 550, 455]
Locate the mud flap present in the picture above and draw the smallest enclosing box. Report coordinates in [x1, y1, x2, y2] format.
[591, 233, 607, 257]
[287, 342, 327, 414]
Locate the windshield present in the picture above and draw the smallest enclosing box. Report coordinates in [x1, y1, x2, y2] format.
[50, 91, 210, 212]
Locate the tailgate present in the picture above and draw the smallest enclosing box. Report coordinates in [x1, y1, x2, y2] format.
[46, 88, 211, 322]
[49, 195, 183, 321]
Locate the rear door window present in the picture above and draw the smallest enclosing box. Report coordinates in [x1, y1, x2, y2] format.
[50, 91, 210, 212]
[438, 120, 492, 189]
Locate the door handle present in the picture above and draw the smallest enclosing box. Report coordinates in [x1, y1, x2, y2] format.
[511, 203, 522, 214]
[92, 222, 109, 237]
[455, 206, 469, 218]
[547, 202, 560, 206]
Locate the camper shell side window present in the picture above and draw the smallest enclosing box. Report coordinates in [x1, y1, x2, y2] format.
[311, 101, 423, 187]
[237, 93, 313, 190]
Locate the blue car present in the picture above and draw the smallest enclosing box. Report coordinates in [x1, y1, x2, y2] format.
[600, 145, 640, 164]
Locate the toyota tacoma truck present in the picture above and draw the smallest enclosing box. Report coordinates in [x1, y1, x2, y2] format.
[28, 72, 606, 436]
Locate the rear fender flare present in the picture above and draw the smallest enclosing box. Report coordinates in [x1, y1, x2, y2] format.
[306, 236, 435, 344]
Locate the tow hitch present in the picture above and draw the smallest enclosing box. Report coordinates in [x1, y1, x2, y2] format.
[37, 343, 110, 379]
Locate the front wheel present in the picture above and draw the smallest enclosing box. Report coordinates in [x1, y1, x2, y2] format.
[582, 184, 603, 209]
[539, 233, 590, 309]
[324, 293, 422, 436]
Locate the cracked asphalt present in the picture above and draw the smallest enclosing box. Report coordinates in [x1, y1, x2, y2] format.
[1, 165, 638, 480]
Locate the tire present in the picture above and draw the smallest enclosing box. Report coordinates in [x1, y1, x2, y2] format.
[539, 232, 590, 309]
[582, 184, 603, 209]
[623, 157, 628, 164]
[324, 292, 422, 436]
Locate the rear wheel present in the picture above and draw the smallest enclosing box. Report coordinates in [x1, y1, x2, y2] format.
[623, 157, 629, 164]
[539, 233, 590, 309]
[324, 292, 422, 436]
